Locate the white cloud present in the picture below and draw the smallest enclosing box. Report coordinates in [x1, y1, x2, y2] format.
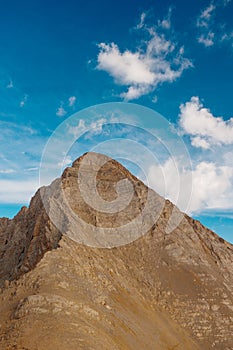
[97, 42, 155, 85]
[120, 85, 149, 101]
[20, 94, 28, 108]
[136, 12, 147, 29]
[191, 136, 210, 149]
[221, 31, 233, 47]
[68, 96, 76, 107]
[0, 180, 39, 203]
[198, 31, 215, 47]
[69, 119, 87, 137]
[57, 97, 76, 116]
[196, 1, 233, 48]
[190, 162, 233, 212]
[96, 12, 192, 100]
[196, 3, 216, 47]
[56, 103, 67, 117]
[0, 169, 15, 174]
[87, 118, 107, 136]
[24, 167, 39, 172]
[197, 3, 216, 28]
[158, 7, 172, 30]
[58, 155, 72, 168]
[0, 121, 47, 204]
[148, 158, 233, 214]
[6, 79, 13, 89]
[69, 118, 107, 139]
[176, 96, 233, 214]
[179, 96, 233, 148]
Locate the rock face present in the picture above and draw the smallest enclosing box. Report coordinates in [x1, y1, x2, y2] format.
[0, 152, 232, 350]
[0, 191, 61, 286]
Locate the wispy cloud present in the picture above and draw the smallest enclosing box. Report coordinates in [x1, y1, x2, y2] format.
[0, 169, 15, 174]
[0, 180, 39, 203]
[57, 155, 72, 168]
[96, 10, 192, 101]
[19, 94, 28, 108]
[136, 12, 147, 30]
[196, 2, 216, 47]
[197, 3, 216, 28]
[152, 95, 158, 103]
[196, 0, 233, 48]
[198, 31, 215, 47]
[221, 30, 233, 44]
[24, 167, 39, 172]
[6, 79, 13, 89]
[68, 96, 76, 107]
[56, 103, 67, 117]
[0, 121, 46, 204]
[158, 6, 173, 30]
[68, 118, 107, 139]
[56, 96, 77, 116]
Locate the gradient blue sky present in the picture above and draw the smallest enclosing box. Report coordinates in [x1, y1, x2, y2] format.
[0, 0, 233, 242]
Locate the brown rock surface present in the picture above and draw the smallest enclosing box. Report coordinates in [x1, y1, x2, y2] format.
[0, 192, 61, 286]
[0, 152, 232, 350]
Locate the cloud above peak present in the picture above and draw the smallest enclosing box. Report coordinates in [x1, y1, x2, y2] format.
[97, 43, 155, 86]
[96, 11, 192, 101]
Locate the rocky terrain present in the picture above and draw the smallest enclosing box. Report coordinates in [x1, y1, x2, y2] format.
[0, 152, 232, 350]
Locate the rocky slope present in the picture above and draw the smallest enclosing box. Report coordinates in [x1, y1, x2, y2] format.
[0, 192, 61, 286]
[0, 152, 232, 350]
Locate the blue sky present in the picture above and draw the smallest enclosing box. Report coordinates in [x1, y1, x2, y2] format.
[0, 0, 233, 242]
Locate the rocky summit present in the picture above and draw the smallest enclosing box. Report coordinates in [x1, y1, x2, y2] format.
[0, 152, 232, 350]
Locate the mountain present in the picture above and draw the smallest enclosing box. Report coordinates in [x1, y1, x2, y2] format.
[0, 152, 232, 350]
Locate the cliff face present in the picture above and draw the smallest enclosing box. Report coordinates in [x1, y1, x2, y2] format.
[0, 152, 232, 350]
[0, 191, 61, 286]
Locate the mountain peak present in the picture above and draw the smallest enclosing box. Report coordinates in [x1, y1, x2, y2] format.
[0, 152, 232, 349]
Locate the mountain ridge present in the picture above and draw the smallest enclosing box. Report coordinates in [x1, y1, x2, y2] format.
[0, 152, 232, 349]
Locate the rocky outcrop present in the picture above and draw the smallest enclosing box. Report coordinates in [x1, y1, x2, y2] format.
[0, 190, 61, 286]
[0, 152, 232, 350]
